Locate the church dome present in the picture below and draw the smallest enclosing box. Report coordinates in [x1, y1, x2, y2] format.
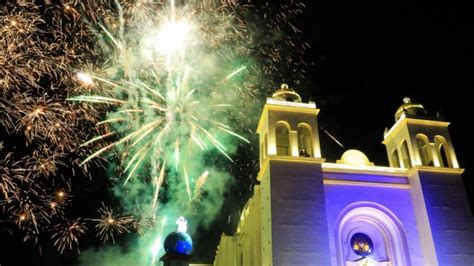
[272, 84, 302, 103]
[337, 149, 374, 166]
[394, 97, 427, 121]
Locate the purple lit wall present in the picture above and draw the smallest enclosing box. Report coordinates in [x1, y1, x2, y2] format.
[269, 160, 331, 265]
[264, 161, 474, 265]
[415, 171, 474, 265]
[323, 172, 423, 265]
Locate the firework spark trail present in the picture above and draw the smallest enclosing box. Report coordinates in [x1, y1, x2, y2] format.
[152, 163, 166, 210]
[0, 153, 24, 202]
[192, 170, 209, 202]
[150, 216, 167, 265]
[0, 7, 60, 92]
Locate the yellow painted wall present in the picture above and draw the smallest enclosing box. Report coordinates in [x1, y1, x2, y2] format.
[214, 161, 273, 266]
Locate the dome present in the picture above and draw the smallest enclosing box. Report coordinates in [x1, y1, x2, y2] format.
[337, 149, 374, 166]
[394, 97, 426, 121]
[164, 232, 193, 255]
[272, 84, 302, 103]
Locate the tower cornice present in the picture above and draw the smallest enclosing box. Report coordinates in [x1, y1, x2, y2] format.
[257, 156, 326, 181]
[256, 99, 320, 133]
[383, 117, 450, 144]
[407, 166, 464, 176]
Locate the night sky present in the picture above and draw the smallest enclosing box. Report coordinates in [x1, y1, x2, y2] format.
[300, 0, 473, 208]
[2, 0, 473, 265]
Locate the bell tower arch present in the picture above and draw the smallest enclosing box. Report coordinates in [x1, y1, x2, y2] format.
[383, 97, 459, 169]
[257, 84, 321, 167]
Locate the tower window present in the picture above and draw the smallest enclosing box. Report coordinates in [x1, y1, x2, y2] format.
[400, 140, 412, 168]
[434, 135, 453, 168]
[275, 122, 290, 156]
[416, 134, 432, 166]
[297, 123, 312, 157]
[438, 143, 450, 167]
[391, 149, 400, 168]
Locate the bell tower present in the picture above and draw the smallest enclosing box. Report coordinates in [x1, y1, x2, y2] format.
[257, 84, 321, 167]
[383, 97, 473, 265]
[383, 97, 460, 169]
[253, 84, 330, 266]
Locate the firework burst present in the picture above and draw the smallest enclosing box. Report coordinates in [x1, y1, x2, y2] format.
[1, 0, 309, 256]
[91, 203, 135, 243]
[0, 153, 24, 202]
[0, 2, 102, 252]
[68, 0, 256, 205]
[51, 218, 88, 254]
[0, 5, 60, 92]
[24, 148, 66, 179]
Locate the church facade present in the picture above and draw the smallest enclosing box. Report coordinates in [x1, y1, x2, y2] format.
[213, 86, 474, 265]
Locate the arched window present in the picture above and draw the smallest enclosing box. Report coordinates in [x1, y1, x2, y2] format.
[434, 135, 452, 168]
[275, 121, 290, 156]
[400, 140, 411, 169]
[297, 123, 313, 157]
[335, 202, 411, 266]
[438, 144, 449, 167]
[391, 149, 400, 168]
[416, 134, 431, 166]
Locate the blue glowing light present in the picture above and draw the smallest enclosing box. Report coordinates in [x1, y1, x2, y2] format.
[164, 232, 193, 255]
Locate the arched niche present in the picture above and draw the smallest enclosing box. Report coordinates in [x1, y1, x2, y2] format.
[416, 134, 432, 166]
[297, 123, 313, 157]
[434, 135, 453, 168]
[391, 149, 400, 168]
[400, 140, 412, 169]
[275, 121, 291, 156]
[335, 202, 411, 266]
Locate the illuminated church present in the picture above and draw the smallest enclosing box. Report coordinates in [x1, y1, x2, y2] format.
[212, 86, 474, 265]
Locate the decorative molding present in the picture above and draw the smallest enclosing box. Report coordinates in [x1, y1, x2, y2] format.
[323, 179, 410, 189]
